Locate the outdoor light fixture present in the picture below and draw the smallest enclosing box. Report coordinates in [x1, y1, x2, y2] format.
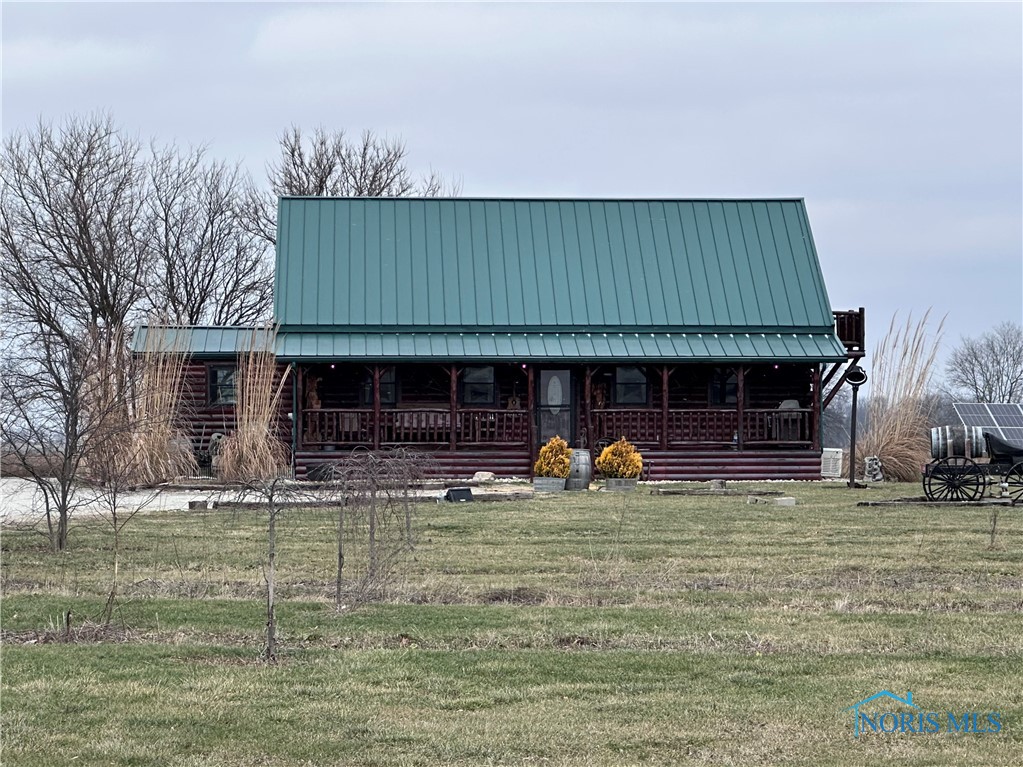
[846, 365, 868, 488]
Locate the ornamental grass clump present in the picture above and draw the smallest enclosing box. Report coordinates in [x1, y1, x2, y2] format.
[218, 327, 292, 482]
[595, 437, 643, 478]
[130, 322, 197, 485]
[858, 311, 944, 482]
[534, 435, 571, 478]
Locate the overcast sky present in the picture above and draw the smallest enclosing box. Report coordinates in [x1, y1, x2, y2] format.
[3, 1, 1021, 378]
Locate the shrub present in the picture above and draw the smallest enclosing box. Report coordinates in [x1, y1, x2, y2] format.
[595, 437, 643, 478]
[534, 435, 571, 478]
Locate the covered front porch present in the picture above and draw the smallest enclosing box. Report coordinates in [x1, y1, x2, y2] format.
[293, 361, 821, 454]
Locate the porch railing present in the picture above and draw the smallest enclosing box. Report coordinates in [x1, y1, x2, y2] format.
[302, 408, 530, 446]
[833, 308, 865, 355]
[592, 407, 812, 447]
[303, 406, 812, 449]
[457, 409, 530, 444]
[302, 409, 373, 445]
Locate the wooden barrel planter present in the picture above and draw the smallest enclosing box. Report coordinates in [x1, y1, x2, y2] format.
[930, 426, 986, 460]
[565, 449, 592, 491]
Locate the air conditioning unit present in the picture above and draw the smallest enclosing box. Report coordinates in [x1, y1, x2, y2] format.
[821, 448, 844, 478]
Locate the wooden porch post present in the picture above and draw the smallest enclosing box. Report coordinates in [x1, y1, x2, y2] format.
[295, 365, 304, 451]
[372, 365, 381, 450]
[660, 366, 669, 450]
[449, 364, 458, 451]
[584, 366, 592, 450]
[526, 365, 535, 456]
[811, 365, 822, 451]
[736, 366, 746, 450]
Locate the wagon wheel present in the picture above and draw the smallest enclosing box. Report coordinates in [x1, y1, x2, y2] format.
[923, 457, 985, 502]
[1004, 462, 1023, 503]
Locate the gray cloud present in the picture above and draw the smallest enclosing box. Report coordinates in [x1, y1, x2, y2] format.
[3, 1, 1020, 372]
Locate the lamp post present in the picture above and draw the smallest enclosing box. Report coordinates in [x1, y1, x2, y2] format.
[846, 365, 868, 488]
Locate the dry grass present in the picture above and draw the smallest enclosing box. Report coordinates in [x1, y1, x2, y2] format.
[860, 311, 945, 481]
[3, 485, 1021, 766]
[218, 326, 291, 481]
[80, 323, 133, 483]
[127, 322, 197, 484]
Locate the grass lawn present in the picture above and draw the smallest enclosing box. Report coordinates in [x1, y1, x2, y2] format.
[2, 481, 1022, 765]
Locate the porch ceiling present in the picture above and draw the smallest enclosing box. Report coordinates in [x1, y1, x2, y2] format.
[275, 330, 847, 362]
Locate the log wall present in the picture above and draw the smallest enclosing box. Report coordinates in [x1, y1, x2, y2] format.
[178, 360, 294, 454]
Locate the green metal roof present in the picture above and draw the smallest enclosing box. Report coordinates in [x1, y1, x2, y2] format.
[276, 331, 846, 362]
[132, 326, 846, 363]
[136, 198, 847, 363]
[131, 326, 269, 357]
[275, 198, 837, 334]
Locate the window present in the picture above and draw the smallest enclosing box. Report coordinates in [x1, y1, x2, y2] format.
[613, 366, 648, 405]
[461, 366, 496, 405]
[361, 367, 397, 406]
[209, 365, 237, 405]
[709, 368, 738, 405]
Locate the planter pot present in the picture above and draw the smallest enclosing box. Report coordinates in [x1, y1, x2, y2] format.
[533, 477, 567, 493]
[605, 477, 638, 492]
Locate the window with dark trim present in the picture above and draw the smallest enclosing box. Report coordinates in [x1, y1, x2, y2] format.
[209, 365, 237, 405]
[613, 366, 648, 405]
[360, 367, 397, 406]
[461, 366, 496, 405]
[709, 367, 738, 406]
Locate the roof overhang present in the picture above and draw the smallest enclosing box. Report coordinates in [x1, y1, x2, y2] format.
[275, 330, 847, 363]
[134, 325, 847, 363]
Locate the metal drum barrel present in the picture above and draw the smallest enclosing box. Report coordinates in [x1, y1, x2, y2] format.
[929, 425, 986, 460]
[565, 449, 592, 490]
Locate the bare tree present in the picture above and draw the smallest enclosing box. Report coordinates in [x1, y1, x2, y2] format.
[1, 333, 92, 551]
[142, 146, 272, 325]
[1, 114, 272, 552]
[313, 448, 426, 607]
[922, 388, 958, 428]
[232, 476, 307, 663]
[1, 115, 151, 549]
[242, 126, 458, 245]
[0, 325, 139, 551]
[945, 322, 1023, 403]
[90, 440, 161, 624]
[1, 114, 148, 334]
[821, 386, 851, 449]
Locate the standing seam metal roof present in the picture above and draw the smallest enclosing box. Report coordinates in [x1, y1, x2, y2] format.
[274, 198, 836, 333]
[134, 199, 846, 362]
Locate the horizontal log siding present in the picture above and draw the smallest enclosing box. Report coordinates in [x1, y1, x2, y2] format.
[178, 360, 293, 453]
[294, 447, 822, 481]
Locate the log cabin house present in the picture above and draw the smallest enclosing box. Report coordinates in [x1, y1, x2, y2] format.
[136, 198, 865, 480]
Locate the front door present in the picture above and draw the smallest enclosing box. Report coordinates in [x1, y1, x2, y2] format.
[538, 369, 573, 444]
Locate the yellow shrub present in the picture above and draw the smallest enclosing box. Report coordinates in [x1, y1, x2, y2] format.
[534, 435, 571, 478]
[595, 437, 643, 478]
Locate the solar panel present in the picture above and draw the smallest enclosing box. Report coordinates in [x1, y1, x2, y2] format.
[1001, 427, 1023, 445]
[988, 404, 1021, 417]
[953, 403, 1023, 443]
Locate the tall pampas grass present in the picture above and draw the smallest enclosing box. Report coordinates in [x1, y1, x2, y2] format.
[218, 326, 292, 481]
[82, 323, 133, 484]
[130, 322, 196, 484]
[859, 311, 945, 481]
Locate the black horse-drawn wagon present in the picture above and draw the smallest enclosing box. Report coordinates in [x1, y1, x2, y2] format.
[923, 428, 1023, 502]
